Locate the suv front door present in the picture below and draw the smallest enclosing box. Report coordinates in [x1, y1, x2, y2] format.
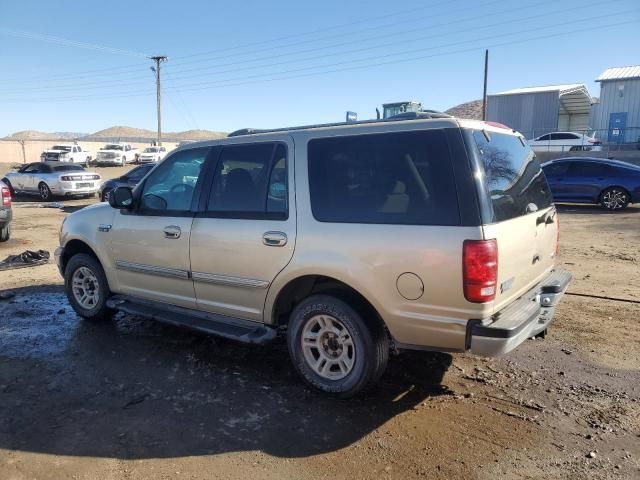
[109, 146, 212, 308]
[190, 138, 295, 322]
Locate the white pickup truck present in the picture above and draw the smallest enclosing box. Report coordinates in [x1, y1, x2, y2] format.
[95, 143, 139, 166]
[40, 144, 93, 165]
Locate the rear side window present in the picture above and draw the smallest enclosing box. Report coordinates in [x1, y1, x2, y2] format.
[473, 131, 553, 222]
[569, 162, 604, 176]
[308, 130, 460, 225]
[53, 165, 85, 172]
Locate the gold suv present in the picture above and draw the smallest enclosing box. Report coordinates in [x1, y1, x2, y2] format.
[55, 116, 570, 396]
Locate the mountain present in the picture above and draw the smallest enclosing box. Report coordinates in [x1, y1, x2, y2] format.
[3, 130, 59, 140]
[445, 100, 484, 120]
[4, 127, 227, 142]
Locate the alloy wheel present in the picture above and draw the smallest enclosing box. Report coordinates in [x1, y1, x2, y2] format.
[301, 314, 356, 380]
[602, 189, 628, 210]
[71, 266, 100, 309]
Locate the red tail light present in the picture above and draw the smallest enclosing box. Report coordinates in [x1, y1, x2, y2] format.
[1, 186, 11, 206]
[463, 239, 498, 303]
[556, 216, 560, 256]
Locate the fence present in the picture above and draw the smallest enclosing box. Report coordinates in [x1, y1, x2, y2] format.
[521, 127, 640, 153]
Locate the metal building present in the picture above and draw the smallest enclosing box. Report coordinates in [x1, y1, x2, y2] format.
[487, 84, 593, 140]
[591, 65, 640, 144]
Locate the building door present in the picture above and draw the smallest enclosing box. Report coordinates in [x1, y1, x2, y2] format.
[608, 112, 627, 144]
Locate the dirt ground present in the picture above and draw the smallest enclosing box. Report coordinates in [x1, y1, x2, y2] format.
[0, 163, 639, 479]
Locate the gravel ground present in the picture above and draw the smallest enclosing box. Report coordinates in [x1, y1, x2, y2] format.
[0, 164, 638, 479]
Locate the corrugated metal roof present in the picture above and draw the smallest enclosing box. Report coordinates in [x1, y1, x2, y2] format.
[596, 65, 640, 82]
[493, 84, 585, 95]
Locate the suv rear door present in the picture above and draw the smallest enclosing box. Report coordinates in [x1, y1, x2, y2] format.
[471, 129, 557, 313]
[189, 137, 295, 322]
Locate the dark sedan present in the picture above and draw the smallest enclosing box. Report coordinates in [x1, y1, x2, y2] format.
[541, 157, 640, 210]
[99, 163, 154, 202]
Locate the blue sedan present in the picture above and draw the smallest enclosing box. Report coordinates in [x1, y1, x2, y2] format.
[541, 157, 640, 210]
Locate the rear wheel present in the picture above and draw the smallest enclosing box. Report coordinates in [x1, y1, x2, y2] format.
[0, 224, 10, 242]
[287, 294, 389, 397]
[38, 182, 52, 201]
[64, 253, 113, 320]
[600, 187, 629, 211]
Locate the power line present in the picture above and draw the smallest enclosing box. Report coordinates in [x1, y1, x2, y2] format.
[1, 18, 635, 104]
[0, 0, 608, 95]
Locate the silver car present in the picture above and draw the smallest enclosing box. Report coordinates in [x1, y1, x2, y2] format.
[2, 162, 101, 201]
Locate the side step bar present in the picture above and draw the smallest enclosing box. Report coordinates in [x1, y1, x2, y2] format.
[106, 295, 277, 345]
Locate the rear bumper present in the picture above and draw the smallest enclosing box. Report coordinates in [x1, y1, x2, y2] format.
[469, 269, 571, 356]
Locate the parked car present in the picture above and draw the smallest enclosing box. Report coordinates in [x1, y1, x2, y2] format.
[99, 163, 154, 202]
[541, 157, 640, 210]
[55, 117, 570, 396]
[41, 144, 93, 165]
[2, 162, 101, 201]
[137, 146, 168, 163]
[95, 143, 139, 166]
[0, 179, 12, 242]
[528, 132, 602, 152]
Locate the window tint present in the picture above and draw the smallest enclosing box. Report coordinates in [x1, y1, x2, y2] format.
[569, 162, 604, 176]
[126, 165, 152, 181]
[23, 164, 41, 173]
[542, 162, 569, 176]
[308, 130, 460, 225]
[140, 147, 209, 212]
[474, 131, 553, 222]
[207, 143, 287, 217]
[537, 134, 550, 141]
[53, 165, 85, 172]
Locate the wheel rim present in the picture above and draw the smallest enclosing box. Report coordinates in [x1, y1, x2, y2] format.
[301, 314, 355, 380]
[602, 189, 627, 210]
[40, 184, 49, 200]
[71, 266, 100, 309]
[103, 189, 111, 202]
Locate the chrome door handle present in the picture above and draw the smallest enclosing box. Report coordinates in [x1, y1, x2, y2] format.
[163, 225, 181, 239]
[263, 231, 287, 247]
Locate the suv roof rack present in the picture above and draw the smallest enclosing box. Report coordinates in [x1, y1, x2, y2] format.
[227, 111, 453, 137]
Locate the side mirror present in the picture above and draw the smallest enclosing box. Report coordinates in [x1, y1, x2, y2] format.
[109, 186, 134, 209]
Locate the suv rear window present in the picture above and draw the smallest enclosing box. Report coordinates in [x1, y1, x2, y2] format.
[308, 130, 460, 225]
[473, 131, 553, 222]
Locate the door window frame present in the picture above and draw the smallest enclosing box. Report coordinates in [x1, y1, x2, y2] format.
[196, 141, 290, 221]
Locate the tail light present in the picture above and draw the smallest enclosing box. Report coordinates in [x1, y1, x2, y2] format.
[60, 175, 78, 181]
[463, 239, 498, 303]
[89, 175, 100, 180]
[1, 186, 11, 206]
[556, 216, 560, 256]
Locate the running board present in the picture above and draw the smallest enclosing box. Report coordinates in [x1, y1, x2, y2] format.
[106, 295, 277, 344]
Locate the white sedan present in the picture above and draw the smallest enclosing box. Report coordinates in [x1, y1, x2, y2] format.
[528, 132, 602, 152]
[2, 162, 101, 201]
[137, 146, 168, 163]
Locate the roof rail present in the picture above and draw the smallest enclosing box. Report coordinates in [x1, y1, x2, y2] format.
[227, 111, 453, 137]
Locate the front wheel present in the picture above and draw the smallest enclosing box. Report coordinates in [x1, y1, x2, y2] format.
[287, 294, 389, 397]
[38, 182, 52, 201]
[101, 188, 113, 202]
[64, 253, 113, 320]
[600, 187, 629, 211]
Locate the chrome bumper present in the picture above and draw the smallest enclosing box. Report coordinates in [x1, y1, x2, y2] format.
[469, 269, 572, 356]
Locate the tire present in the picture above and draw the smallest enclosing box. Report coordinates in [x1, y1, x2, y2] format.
[64, 253, 113, 320]
[287, 294, 389, 397]
[600, 187, 630, 211]
[101, 188, 113, 202]
[122, 156, 126, 166]
[0, 224, 10, 242]
[38, 182, 52, 201]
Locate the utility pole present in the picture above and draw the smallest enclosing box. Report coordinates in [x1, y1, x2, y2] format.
[150, 55, 167, 145]
[482, 49, 489, 121]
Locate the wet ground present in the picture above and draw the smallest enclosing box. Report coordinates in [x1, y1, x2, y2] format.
[0, 169, 639, 479]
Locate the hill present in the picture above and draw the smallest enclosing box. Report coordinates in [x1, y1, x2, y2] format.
[445, 100, 483, 120]
[4, 126, 227, 142]
[3, 130, 59, 140]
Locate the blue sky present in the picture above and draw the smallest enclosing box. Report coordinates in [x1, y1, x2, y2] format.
[0, 0, 638, 136]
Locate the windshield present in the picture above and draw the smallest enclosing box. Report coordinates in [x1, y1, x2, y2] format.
[104, 144, 123, 150]
[143, 147, 159, 153]
[52, 146, 72, 151]
[53, 165, 85, 172]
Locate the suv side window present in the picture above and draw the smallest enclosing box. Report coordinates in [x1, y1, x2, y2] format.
[308, 130, 460, 225]
[206, 142, 287, 218]
[139, 147, 210, 212]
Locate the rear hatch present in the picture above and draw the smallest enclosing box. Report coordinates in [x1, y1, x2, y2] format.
[470, 128, 558, 313]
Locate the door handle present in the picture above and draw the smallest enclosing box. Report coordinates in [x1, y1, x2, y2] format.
[163, 225, 181, 239]
[263, 231, 287, 247]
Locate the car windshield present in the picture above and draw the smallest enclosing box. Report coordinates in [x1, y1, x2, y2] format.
[53, 165, 85, 172]
[105, 144, 123, 150]
[143, 147, 159, 153]
[52, 146, 72, 151]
